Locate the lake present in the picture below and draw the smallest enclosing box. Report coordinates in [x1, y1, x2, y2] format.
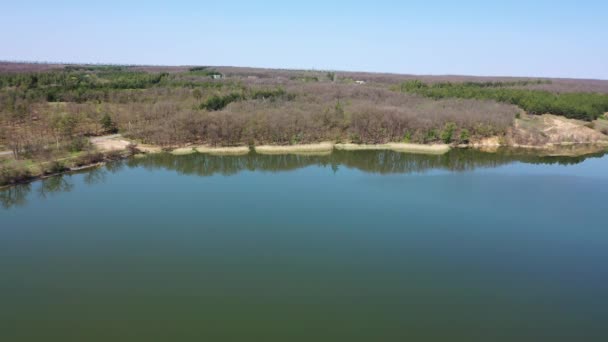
[2, 149, 608, 341]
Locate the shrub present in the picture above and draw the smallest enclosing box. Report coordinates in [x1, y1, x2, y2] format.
[200, 93, 243, 111]
[460, 129, 470, 143]
[44, 161, 67, 175]
[402, 131, 412, 143]
[400, 80, 427, 92]
[250, 88, 293, 101]
[441, 122, 457, 143]
[74, 152, 105, 167]
[192, 88, 202, 100]
[425, 129, 438, 143]
[0, 163, 32, 186]
[100, 113, 118, 133]
[69, 137, 90, 152]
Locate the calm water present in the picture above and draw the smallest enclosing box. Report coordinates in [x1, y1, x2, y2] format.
[2, 149, 608, 341]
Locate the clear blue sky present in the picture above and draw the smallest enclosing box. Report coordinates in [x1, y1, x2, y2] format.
[2, 0, 607, 79]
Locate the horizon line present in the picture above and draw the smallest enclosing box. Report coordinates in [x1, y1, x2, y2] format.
[1, 59, 606, 82]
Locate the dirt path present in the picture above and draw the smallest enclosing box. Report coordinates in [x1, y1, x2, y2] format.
[90, 134, 162, 153]
[90, 134, 131, 152]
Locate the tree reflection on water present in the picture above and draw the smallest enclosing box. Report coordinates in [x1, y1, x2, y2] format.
[1, 148, 606, 209]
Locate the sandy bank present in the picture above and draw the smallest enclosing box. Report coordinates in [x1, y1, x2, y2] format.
[509, 114, 608, 147]
[136, 144, 163, 154]
[195, 145, 250, 155]
[170, 147, 197, 155]
[170, 145, 251, 155]
[255, 143, 334, 155]
[508, 142, 608, 157]
[335, 143, 451, 154]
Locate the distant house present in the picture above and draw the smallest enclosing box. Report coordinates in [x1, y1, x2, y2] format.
[211, 74, 223, 80]
[355, 80, 366, 85]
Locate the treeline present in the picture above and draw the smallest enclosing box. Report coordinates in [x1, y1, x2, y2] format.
[0, 68, 169, 103]
[0, 66, 242, 104]
[399, 80, 608, 120]
[449, 80, 550, 88]
[0, 69, 168, 90]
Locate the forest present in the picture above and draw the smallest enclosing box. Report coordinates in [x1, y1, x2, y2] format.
[1, 62, 608, 186]
[398, 80, 608, 120]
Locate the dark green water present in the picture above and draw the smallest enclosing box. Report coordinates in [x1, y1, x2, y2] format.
[2, 149, 608, 341]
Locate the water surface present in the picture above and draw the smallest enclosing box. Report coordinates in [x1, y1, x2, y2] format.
[2, 149, 608, 341]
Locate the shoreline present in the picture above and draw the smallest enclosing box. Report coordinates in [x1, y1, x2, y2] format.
[164, 141, 606, 156]
[3, 140, 607, 190]
[334, 143, 451, 154]
[86, 123, 608, 157]
[142, 142, 453, 156]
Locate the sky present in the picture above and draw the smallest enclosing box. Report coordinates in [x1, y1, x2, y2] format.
[1, 0, 607, 79]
